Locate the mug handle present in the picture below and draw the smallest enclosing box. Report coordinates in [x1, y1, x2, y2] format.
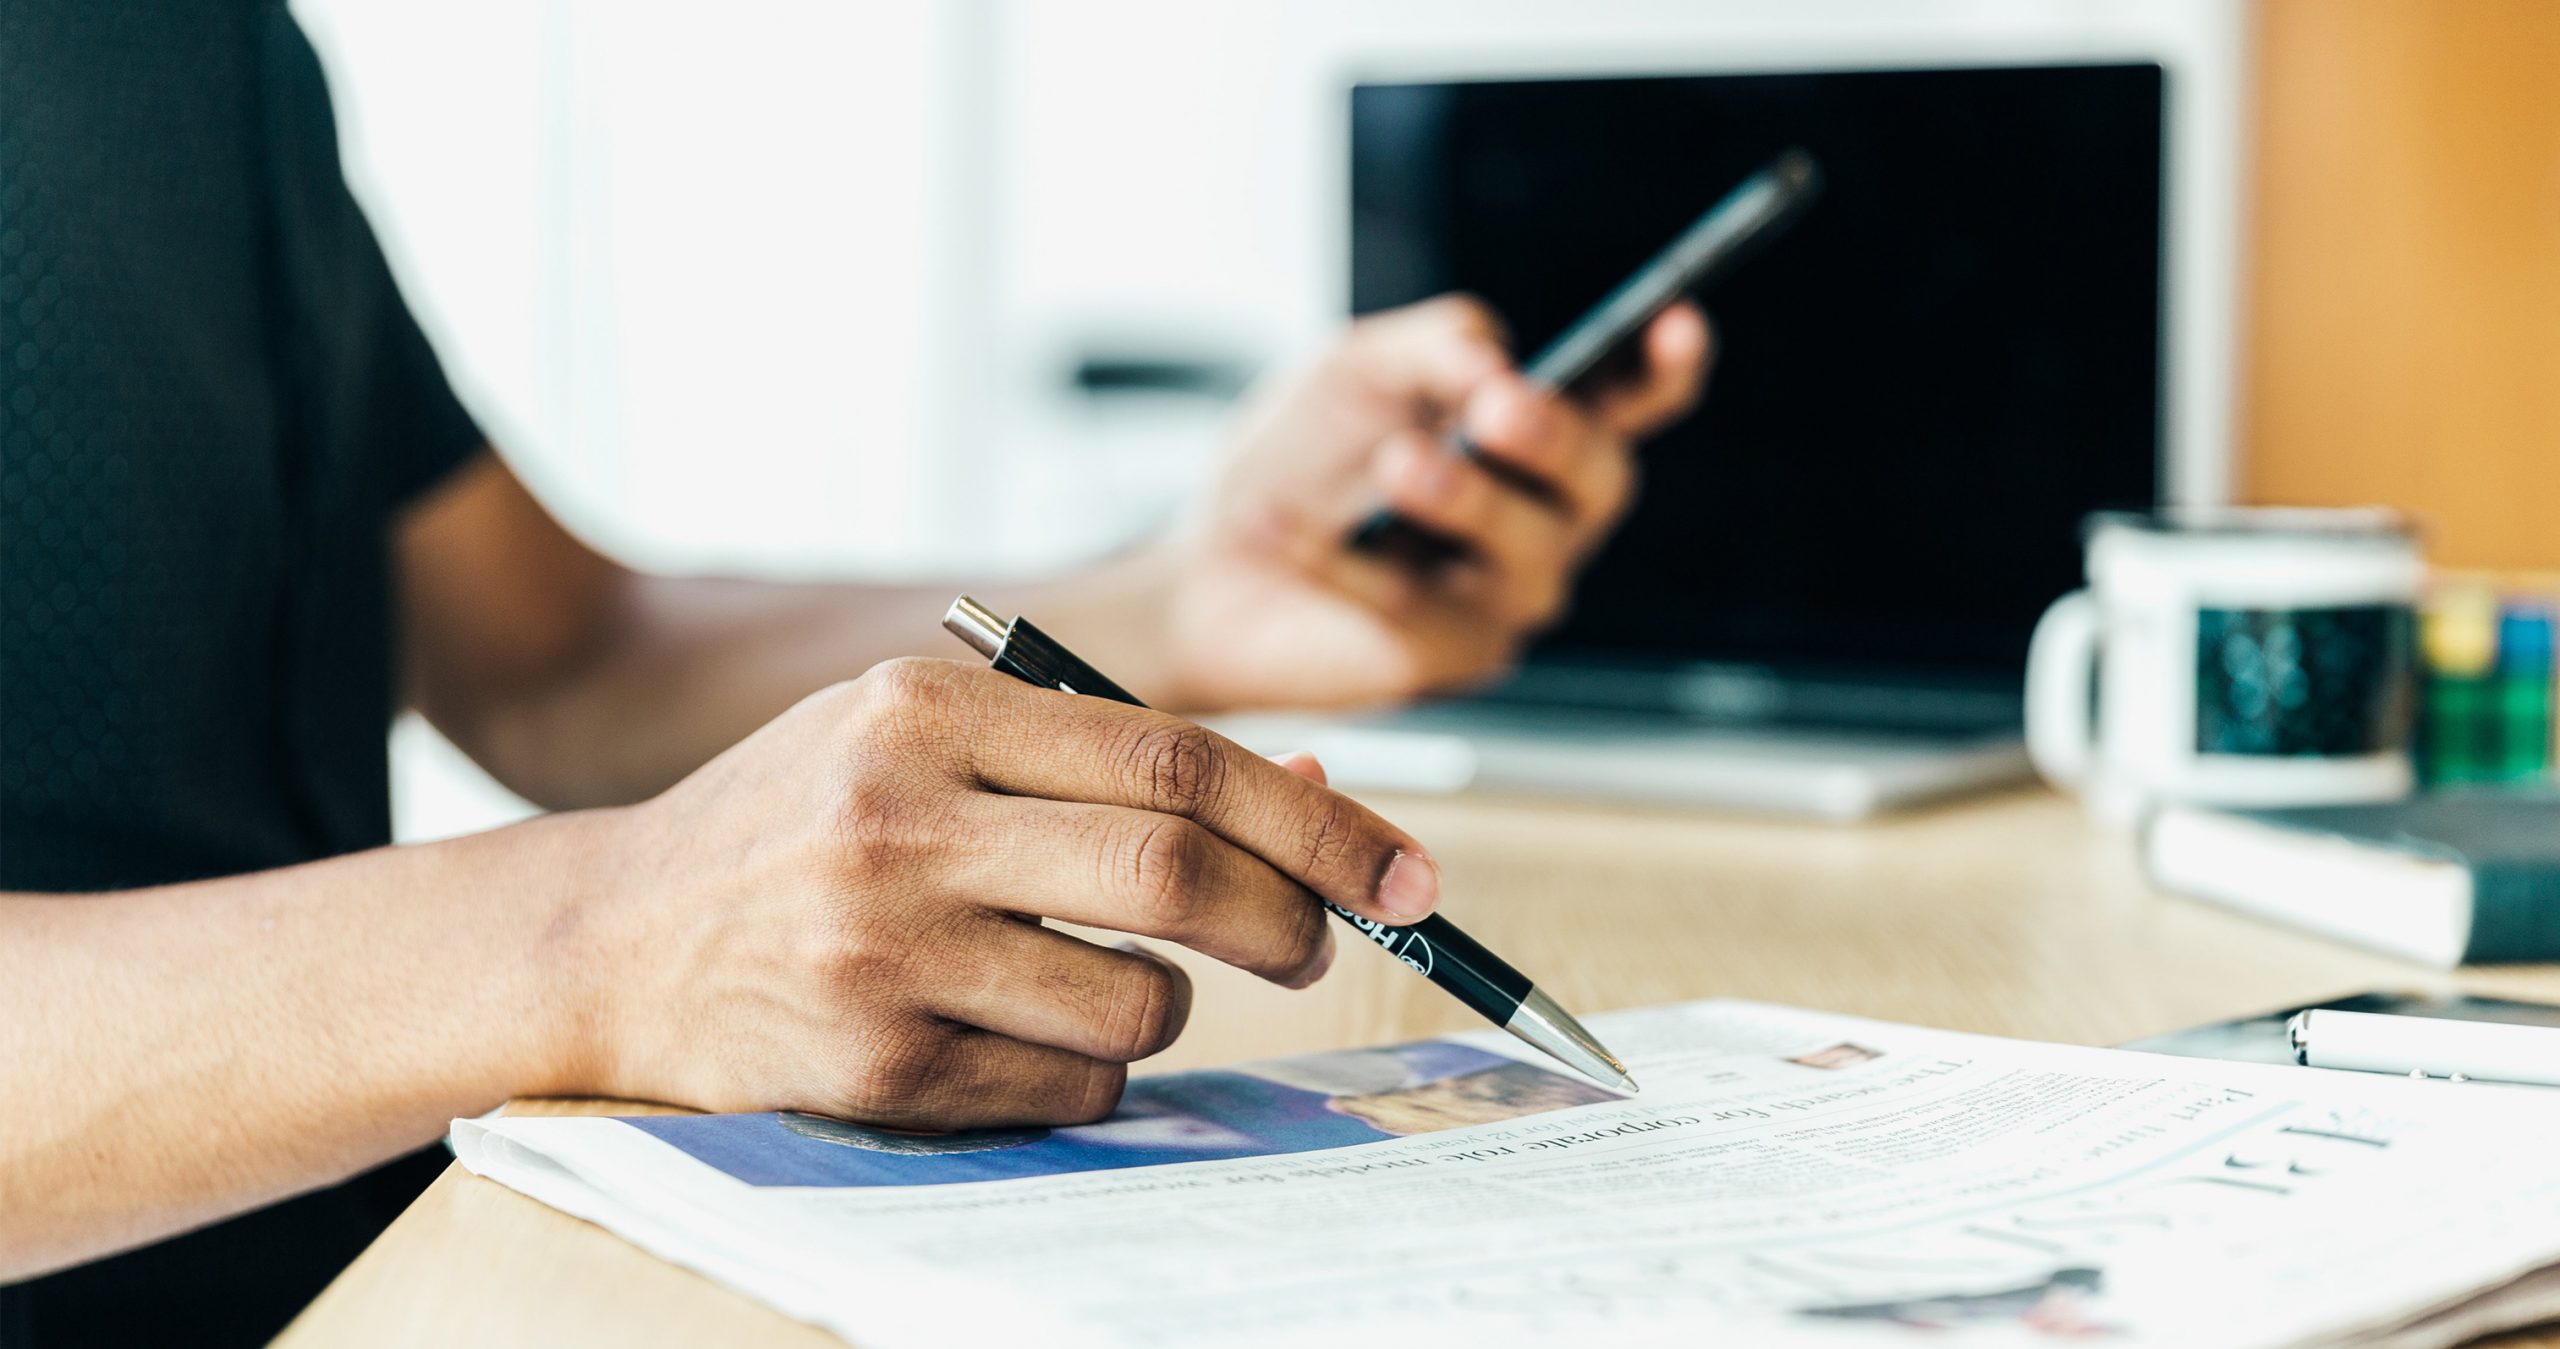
[2024, 590, 2101, 788]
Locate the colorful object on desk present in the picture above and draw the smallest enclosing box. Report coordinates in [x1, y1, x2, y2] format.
[2494, 602, 2554, 782]
[2419, 583, 2558, 787]
[2420, 585, 2500, 784]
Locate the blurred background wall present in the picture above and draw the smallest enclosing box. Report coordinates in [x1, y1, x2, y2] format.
[2242, 0, 2560, 572]
[297, 0, 2557, 578]
[297, 0, 2248, 583]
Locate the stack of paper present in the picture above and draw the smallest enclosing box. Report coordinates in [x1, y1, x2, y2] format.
[455, 1001, 2560, 1348]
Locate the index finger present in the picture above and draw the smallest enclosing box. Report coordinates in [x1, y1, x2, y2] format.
[957, 674, 1441, 926]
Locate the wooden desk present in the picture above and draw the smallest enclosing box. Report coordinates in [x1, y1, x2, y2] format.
[276, 790, 2560, 1347]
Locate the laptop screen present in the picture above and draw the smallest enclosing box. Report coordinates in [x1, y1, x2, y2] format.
[1351, 64, 2163, 706]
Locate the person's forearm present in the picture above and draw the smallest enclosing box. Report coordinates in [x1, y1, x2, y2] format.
[0, 813, 608, 1281]
[469, 544, 1186, 809]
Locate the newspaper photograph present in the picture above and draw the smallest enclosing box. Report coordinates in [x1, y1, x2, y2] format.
[621, 1038, 1618, 1189]
[454, 1000, 2560, 1349]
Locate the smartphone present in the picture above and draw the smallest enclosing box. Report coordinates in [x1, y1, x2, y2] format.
[1349, 147, 1823, 562]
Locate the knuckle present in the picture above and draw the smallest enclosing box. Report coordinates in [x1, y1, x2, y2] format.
[843, 1020, 949, 1117]
[829, 761, 937, 878]
[1295, 789, 1361, 883]
[833, 772, 901, 857]
[1123, 719, 1226, 817]
[855, 657, 959, 726]
[1268, 901, 1330, 983]
[1115, 816, 1211, 928]
[1095, 962, 1182, 1062]
[818, 915, 907, 990]
[1062, 1059, 1129, 1126]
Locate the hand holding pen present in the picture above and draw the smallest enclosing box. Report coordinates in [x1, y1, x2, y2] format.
[562, 649, 1540, 1130]
[947, 595, 1636, 1090]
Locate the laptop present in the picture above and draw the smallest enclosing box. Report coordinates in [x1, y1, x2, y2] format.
[1225, 62, 2167, 819]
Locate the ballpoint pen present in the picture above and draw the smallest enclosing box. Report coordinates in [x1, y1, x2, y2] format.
[942, 594, 1639, 1093]
[2290, 1009, 2560, 1087]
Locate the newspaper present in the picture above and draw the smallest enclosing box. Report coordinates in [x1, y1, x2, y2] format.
[453, 1000, 2560, 1348]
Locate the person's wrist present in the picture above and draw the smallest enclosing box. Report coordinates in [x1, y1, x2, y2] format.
[505, 802, 651, 1100]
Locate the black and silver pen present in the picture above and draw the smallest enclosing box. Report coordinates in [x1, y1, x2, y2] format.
[942, 594, 1638, 1093]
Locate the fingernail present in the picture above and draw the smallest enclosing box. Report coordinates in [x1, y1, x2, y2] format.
[1375, 850, 1440, 921]
[1270, 750, 1328, 785]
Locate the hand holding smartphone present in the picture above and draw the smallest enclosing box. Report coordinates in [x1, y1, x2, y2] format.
[1349, 148, 1822, 564]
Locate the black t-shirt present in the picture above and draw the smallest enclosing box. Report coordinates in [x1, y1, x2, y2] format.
[2, 1, 485, 1341]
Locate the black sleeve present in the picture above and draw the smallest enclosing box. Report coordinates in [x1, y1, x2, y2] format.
[256, 4, 488, 515]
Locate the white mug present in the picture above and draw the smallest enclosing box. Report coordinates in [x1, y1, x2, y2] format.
[2024, 508, 2423, 823]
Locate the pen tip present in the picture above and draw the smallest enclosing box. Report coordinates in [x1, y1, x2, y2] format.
[1617, 1073, 1642, 1095]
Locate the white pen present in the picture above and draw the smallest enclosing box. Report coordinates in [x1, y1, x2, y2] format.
[2288, 1009, 2560, 1086]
